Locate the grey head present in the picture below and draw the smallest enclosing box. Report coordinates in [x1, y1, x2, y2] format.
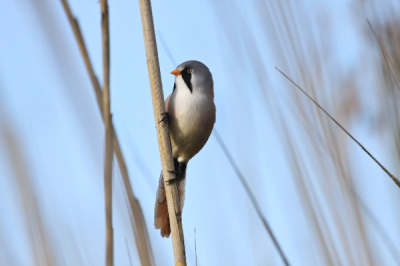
[172, 60, 214, 98]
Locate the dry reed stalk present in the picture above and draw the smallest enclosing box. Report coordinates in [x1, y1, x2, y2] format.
[275, 67, 400, 188]
[60, 0, 102, 107]
[100, 0, 114, 265]
[60, 1, 154, 264]
[213, 130, 290, 266]
[269, 4, 374, 262]
[288, 70, 371, 264]
[242, 2, 338, 262]
[240, 3, 377, 262]
[137, 0, 186, 264]
[210, 0, 398, 264]
[2, 122, 57, 266]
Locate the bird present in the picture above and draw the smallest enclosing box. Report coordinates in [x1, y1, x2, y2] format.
[154, 60, 216, 237]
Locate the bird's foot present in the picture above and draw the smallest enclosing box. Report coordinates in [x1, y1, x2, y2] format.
[166, 160, 187, 185]
[159, 112, 169, 124]
[166, 169, 183, 184]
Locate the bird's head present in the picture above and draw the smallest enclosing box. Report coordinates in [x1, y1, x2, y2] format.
[171, 60, 213, 97]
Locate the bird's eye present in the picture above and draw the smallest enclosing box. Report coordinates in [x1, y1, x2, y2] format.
[187, 69, 192, 73]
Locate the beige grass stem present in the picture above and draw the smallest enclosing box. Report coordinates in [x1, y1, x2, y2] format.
[61, 1, 155, 265]
[100, 0, 114, 265]
[137, 0, 186, 265]
[276, 67, 400, 188]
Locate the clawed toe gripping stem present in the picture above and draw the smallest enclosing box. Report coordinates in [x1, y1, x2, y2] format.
[159, 112, 169, 124]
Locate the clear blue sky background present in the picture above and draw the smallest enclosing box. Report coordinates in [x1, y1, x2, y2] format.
[0, 0, 399, 265]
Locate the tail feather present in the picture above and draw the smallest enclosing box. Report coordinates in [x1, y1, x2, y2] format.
[154, 172, 186, 238]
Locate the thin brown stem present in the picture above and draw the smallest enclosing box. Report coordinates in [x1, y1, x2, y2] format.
[60, 0, 103, 111]
[60, 1, 154, 265]
[137, 0, 186, 265]
[276, 67, 400, 188]
[100, 0, 114, 265]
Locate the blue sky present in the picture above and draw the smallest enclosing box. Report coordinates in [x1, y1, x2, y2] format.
[0, 0, 399, 265]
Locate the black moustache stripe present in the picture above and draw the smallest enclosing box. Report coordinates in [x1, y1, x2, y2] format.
[181, 67, 193, 93]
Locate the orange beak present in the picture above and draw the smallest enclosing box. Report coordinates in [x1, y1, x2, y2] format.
[170, 69, 181, 76]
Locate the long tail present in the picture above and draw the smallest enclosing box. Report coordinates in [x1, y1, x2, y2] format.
[154, 171, 186, 237]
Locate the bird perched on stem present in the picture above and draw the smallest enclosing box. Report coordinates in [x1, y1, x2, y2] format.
[154, 60, 216, 237]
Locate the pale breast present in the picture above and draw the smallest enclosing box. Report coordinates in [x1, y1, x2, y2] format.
[166, 79, 215, 162]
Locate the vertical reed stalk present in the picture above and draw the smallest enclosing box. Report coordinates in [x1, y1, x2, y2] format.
[60, 1, 154, 264]
[137, 0, 187, 264]
[100, 0, 114, 265]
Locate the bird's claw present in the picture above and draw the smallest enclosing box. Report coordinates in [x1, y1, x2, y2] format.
[159, 112, 169, 124]
[166, 170, 181, 185]
[167, 178, 179, 185]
